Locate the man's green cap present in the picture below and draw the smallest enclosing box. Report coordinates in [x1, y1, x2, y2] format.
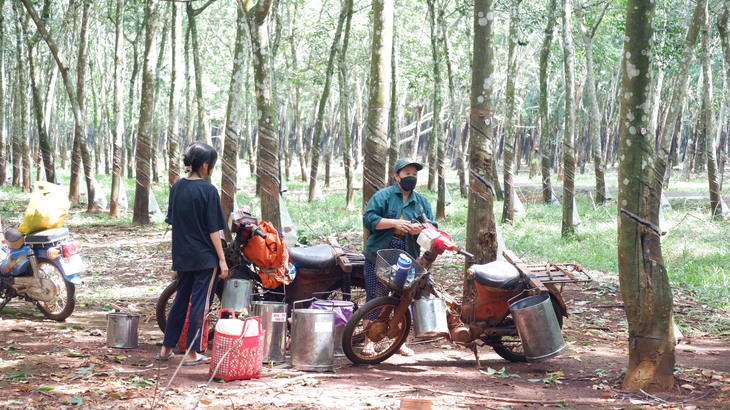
[394, 157, 423, 173]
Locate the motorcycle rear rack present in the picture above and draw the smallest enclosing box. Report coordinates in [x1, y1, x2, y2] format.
[502, 250, 592, 285]
[515, 262, 592, 285]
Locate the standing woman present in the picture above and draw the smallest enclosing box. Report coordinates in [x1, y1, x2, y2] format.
[157, 142, 229, 365]
[362, 157, 436, 356]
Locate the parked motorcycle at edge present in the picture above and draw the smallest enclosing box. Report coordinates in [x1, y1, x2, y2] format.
[341, 217, 590, 364]
[0, 228, 84, 321]
[155, 208, 367, 338]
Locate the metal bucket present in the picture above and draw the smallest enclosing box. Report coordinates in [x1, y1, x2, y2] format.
[106, 312, 140, 349]
[509, 294, 565, 361]
[310, 300, 354, 357]
[251, 301, 288, 363]
[412, 298, 450, 339]
[221, 279, 253, 313]
[290, 309, 335, 371]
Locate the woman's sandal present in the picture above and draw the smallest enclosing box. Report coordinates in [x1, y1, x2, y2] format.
[155, 350, 175, 361]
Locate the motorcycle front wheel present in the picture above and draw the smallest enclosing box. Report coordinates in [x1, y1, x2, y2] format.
[35, 261, 76, 321]
[155, 281, 223, 342]
[342, 296, 411, 365]
[489, 295, 565, 363]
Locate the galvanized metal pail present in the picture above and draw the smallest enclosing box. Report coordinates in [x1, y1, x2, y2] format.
[221, 279, 253, 313]
[290, 309, 335, 371]
[251, 301, 288, 363]
[106, 312, 140, 349]
[411, 298, 450, 339]
[310, 299, 354, 357]
[509, 294, 565, 361]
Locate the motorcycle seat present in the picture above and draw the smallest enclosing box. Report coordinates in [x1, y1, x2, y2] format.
[25, 228, 69, 245]
[470, 261, 522, 291]
[4, 229, 24, 249]
[288, 244, 337, 270]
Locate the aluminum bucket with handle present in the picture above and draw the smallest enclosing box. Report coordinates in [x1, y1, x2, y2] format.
[509, 294, 565, 361]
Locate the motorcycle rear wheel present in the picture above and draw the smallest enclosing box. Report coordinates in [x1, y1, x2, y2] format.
[489, 295, 565, 362]
[35, 261, 76, 321]
[342, 296, 411, 365]
[155, 281, 223, 342]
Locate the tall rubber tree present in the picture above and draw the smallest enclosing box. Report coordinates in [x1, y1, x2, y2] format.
[700, 7, 726, 219]
[0, 0, 6, 186]
[221, 5, 249, 240]
[466, 0, 498, 265]
[339, 0, 355, 209]
[362, 0, 394, 211]
[656, 0, 706, 190]
[132, 0, 160, 225]
[241, 0, 281, 229]
[21, 0, 97, 211]
[186, 2, 212, 144]
[539, 0, 558, 204]
[560, 0, 577, 236]
[717, 1, 730, 192]
[309, 0, 348, 203]
[110, 0, 126, 218]
[617, 0, 674, 392]
[166, 0, 181, 189]
[13, 4, 31, 192]
[502, 0, 522, 224]
[427, 0, 446, 220]
[574, 0, 611, 205]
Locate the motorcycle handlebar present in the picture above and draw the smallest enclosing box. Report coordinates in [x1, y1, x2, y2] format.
[242, 221, 267, 239]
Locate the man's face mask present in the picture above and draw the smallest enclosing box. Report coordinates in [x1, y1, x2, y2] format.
[399, 176, 417, 192]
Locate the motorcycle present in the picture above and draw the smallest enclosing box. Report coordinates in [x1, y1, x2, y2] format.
[155, 208, 367, 339]
[341, 218, 590, 365]
[0, 227, 84, 321]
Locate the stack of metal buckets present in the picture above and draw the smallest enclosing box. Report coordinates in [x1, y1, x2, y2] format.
[222, 278, 353, 371]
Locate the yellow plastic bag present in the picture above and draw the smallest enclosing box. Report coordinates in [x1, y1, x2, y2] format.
[18, 182, 70, 235]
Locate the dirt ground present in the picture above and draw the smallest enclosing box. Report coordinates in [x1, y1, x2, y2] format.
[1, 224, 729, 410]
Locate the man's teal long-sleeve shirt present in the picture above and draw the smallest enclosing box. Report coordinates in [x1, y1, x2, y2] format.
[363, 184, 436, 264]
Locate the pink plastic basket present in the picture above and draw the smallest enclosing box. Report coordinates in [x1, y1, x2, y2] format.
[209, 311, 265, 381]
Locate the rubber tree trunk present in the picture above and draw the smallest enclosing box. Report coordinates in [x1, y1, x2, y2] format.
[700, 11, 725, 219]
[718, 1, 730, 192]
[427, 0, 446, 220]
[166, 1, 181, 190]
[0, 0, 5, 187]
[186, 3, 211, 145]
[539, 0, 558, 204]
[110, 0, 126, 218]
[221, 5, 249, 241]
[308, 0, 347, 203]
[574, 0, 609, 205]
[132, 0, 160, 225]
[656, 0, 705, 194]
[362, 0, 394, 211]
[13, 6, 31, 192]
[338, 0, 355, 209]
[617, 0, 674, 392]
[502, 0, 522, 224]
[561, 0, 577, 236]
[243, 0, 281, 229]
[466, 0, 498, 266]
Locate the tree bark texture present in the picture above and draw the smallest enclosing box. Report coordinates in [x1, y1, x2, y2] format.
[0, 0, 5, 187]
[13, 6, 30, 192]
[539, 0, 558, 204]
[466, 0, 498, 265]
[110, 0, 126, 218]
[309, 0, 347, 203]
[221, 5, 248, 240]
[243, 0, 281, 229]
[718, 1, 730, 192]
[132, 0, 159, 225]
[362, 0, 394, 210]
[561, 0, 576, 236]
[617, 0, 674, 392]
[502, 0, 522, 224]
